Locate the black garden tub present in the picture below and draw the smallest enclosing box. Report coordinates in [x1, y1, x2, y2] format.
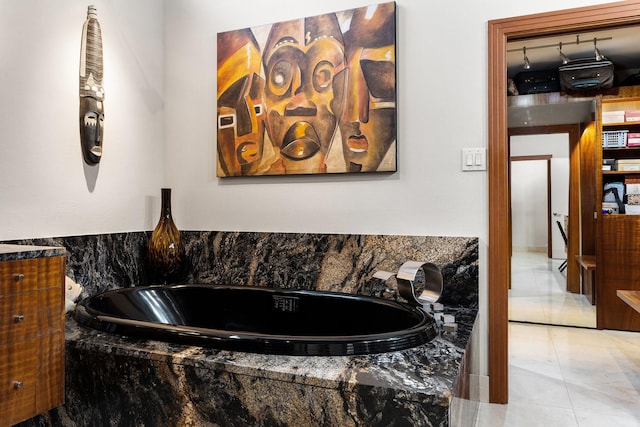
[74, 284, 438, 356]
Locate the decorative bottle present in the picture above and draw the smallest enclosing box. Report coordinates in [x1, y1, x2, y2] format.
[147, 188, 187, 284]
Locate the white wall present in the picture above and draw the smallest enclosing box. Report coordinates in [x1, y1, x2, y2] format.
[164, 0, 490, 238]
[511, 134, 570, 257]
[0, 0, 164, 239]
[511, 160, 549, 250]
[0, 0, 616, 397]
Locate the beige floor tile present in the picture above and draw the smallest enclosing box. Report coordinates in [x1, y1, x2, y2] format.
[503, 402, 578, 427]
[574, 407, 640, 427]
[475, 252, 640, 427]
[509, 250, 595, 328]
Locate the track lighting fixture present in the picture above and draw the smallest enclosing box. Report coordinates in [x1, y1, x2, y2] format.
[523, 47, 530, 70]
[558, 42, 570, 64]
[508, 35, 612, 67]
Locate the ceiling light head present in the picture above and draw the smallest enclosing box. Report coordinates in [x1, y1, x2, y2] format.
[559, 42, 570, 65]
[523, 47, 531, 70]
[594, 38, 606, 61]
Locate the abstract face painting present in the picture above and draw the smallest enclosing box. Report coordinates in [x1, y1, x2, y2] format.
[339, 3, 396, 172]
[217, 29, 270, 176]
[216, 2, 396, 176]
[261, 13, 346, 175]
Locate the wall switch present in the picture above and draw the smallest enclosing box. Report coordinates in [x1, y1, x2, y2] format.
[462, 148, 486, 171]
[466, 153, 474, 166]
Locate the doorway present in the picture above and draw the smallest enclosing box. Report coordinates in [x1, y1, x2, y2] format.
[508, 135, 596, 328]
[487, 0, 640, 404]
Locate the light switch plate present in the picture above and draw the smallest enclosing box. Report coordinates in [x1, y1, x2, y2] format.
[462, 148, 486, 171]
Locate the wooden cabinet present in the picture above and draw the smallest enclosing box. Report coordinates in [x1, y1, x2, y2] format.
[595, 97, 640, 331]
[0, 255, 65, 426]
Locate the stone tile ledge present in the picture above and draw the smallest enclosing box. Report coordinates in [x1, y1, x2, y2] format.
[0, 244, 67, 261]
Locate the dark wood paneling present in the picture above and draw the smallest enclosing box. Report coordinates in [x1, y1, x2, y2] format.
[597, 217, 640, 331]
[579, 122, 597, 256]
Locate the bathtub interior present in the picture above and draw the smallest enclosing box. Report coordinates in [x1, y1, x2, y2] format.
[79, 285, 429, 335]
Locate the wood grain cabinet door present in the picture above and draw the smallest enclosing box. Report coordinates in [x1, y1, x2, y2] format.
[0, 256, 65, 427]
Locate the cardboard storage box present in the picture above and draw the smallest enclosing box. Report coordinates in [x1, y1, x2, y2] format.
[628, 133, 640, 147]
[615, 159, 640, 171]
[627, 194, 640, 205]
[626, 177, 640, 194]
[603, 111, 626, 123]
[627, 183, 640, 194]
[625, 204, 640, 214]
[625, 110, 640, 122]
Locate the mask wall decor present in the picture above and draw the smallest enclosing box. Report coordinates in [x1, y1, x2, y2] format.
[79, 5, 105, 165]
[216, 2, 397, 177]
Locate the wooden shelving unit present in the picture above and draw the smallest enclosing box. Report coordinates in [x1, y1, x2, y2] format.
[595, 97, 640, 331]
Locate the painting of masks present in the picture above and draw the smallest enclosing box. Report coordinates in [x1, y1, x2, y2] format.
[79, 5, 105, 165]
[216, 1, 397, 177]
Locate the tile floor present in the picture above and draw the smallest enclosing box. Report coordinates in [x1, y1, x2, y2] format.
[509, 250, 596, 328]
[472, 250, 640, 426]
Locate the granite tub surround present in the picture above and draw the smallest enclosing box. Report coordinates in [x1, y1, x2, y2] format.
[182, 232, 478, 309]
[33, 313, 472, 427]
[8, 232, 479, 312]
[6, 231, 479, 426]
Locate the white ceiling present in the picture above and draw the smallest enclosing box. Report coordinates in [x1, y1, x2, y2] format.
[506, 25, 640, 78]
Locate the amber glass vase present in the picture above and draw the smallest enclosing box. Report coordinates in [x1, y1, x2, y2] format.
[147, 188, 188, 284]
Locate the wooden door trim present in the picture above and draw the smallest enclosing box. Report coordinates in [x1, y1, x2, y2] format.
[488, 0, 640, 404]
